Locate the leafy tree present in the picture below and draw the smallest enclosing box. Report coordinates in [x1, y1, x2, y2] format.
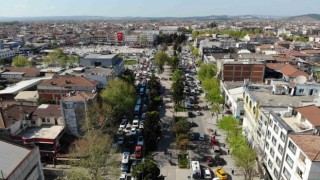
[192, 31, 199, 39]
[192, 48, 199, 57]
[144, 111, 161, 152]
[172, 78, 184, 106]
[132, 159, 160, 180]
[176, 134, 190, 151]
[154, 51, 169, 73]
[173, 117, 192, 135]
[101, 79, 137, 124]
[119, 69, 135, 85]
[67, 130, 120, 180]
[167, 56, 179, 70]
[197, 64, 216, 82]
[172, 69, 184, 83]
[202, 77, 219, 92]
[217, 116, 238, 138]
[235, 146, 257, 180]
[12, 56, 31, 67]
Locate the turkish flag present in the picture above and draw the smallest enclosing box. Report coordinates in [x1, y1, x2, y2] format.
[117, 32, 123, 41]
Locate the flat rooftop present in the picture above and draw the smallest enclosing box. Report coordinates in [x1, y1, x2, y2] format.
[224, 81, 244, 90]
[0, 77, 50, 95]
[0, 140, 32, 179]
[19, 125, 64, 140]
[282, 116, 311, 132]
[245, 86, 316, 107]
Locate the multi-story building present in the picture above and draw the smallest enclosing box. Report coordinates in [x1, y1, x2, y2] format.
[222, 61, 265, 82]
[80, 53, 124, 75]
[37, 76, 99, 101]
[0, 49, 15, 59]
[0, 139, 44, 180]
[60, 91, 97, 136]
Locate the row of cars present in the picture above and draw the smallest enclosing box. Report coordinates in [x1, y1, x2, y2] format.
[119, 51, 155, 180]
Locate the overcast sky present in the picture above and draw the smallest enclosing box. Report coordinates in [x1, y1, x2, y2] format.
[0, 0, 319, 17]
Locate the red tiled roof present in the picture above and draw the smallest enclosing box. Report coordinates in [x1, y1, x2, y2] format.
[38, 76, 99, 87]
[61, 91, 97, 102]
[5, 67, 40, 77]
[266, 63, 283, 70]
[279, 64, 309, 78]
[32, 104, 62, 120]
[289, 134, 320, 162]
[0, 105, 37, 128]
[301, 49, 320, 54]
[273, 56, 293, 62]
[295, 105, 320, 127]
[283, 50, 307, 57]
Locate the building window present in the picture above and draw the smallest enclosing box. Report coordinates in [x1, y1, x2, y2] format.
[280, 132, 285, 142]
[268, 159, 273, 169]
[296, 167, 303, 178]
[276, 157, 281, 167]
[270, 148, 275, 157]
[42, 118, 45, 122]
[283, 167, 291, 180]
[299, 153, 306, 164]
[269, 118, 273, 127]
[253, 106, 256, 114]
[278, 145, 284, 155]
[299, 89, 304, 93]
[47, 118, 50, 122]
[288, 141, 297, 154]
[265, 142, 269, 150]
[249, 101, 252, 109]
[240, 110, 244, 116]
[272, 136, 277, 146]
[274, 124, 279, 134]
[274, 169, 279, 179]
[286, 154, 294, 168]
[31, 121, 36, 125]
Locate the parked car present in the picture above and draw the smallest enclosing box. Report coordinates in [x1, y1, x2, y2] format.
[134, 145, 142, 158]
[139, 120, 144, 129]
[130, 127, 137, 136]
[199, 133, 205, 141]
[119, 173, 127, 180]
[196, 111, 201, 116]
[119, 120, 127, 129]
[204, 156, 214, 167]
[118, 136, 124, 145]
[212, 145, 221, 155]
[124, 123, 132, 133]
[132, 119, 139, 128]
[214, 168, 227, 180]
[203, 168, 212, 179]
[137, 136, 144, 146]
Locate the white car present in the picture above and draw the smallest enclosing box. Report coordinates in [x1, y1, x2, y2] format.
[139, 121, 144, 129]
[119, 120, 127, 129]
[124, 123, 131, 133]
[196, 111, 201, 116]
[119, 173, 127, 180]
[132, 119, 139, 128]
[131, 127, 137, 135]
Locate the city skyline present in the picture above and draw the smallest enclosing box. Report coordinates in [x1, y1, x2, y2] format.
[1, 0, 320, 17]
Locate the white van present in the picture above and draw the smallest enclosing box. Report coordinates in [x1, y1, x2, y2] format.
[191, 161, 201, 179]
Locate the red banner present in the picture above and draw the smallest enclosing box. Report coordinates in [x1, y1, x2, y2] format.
[117, 32, 123, 41]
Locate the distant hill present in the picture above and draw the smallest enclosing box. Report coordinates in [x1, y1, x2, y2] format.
[287, 14, 320, 21]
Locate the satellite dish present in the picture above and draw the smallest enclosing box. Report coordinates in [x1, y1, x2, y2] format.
[295, 75, 307, 84]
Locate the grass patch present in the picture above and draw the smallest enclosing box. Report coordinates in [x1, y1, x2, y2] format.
[174, 104, 186, 112]
[178, 153, 189, 168]
[124, 60, 137, 65]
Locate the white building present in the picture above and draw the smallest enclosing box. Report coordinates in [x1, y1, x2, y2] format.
[222, 86, 244, 122]
[159, 26, 179, 34]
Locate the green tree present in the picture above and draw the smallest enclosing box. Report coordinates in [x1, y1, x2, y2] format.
[197, 64, 216, 82]
[172, 78, 184, 106]
[132, 159, 160, 180]
[144, 111, 161, 152]
[172, 69, 184, 83]
[119, 69, 135, 85]
[233, 143, 257, 180]
[192, 31, 199, 39]
[168, 55, 179, 70]
[12, 56, 31, 67]
[217, 116, 238, 138]
[67, 130, 120, 180]
[202, 77, 219, 92]
[192, 48, 199, 57]
[101, 79, 137, 124]
[173, 117, 192, 134]
[176, 134, 190, 151]
[154, 51, 169, 73]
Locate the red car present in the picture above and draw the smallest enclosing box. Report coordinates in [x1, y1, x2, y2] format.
[134, 146, 142, 158]
[204, 156, 214, 167]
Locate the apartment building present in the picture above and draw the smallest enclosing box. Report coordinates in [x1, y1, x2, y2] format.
[0, 49, 15, 59]
[60, 91, 97, 136]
